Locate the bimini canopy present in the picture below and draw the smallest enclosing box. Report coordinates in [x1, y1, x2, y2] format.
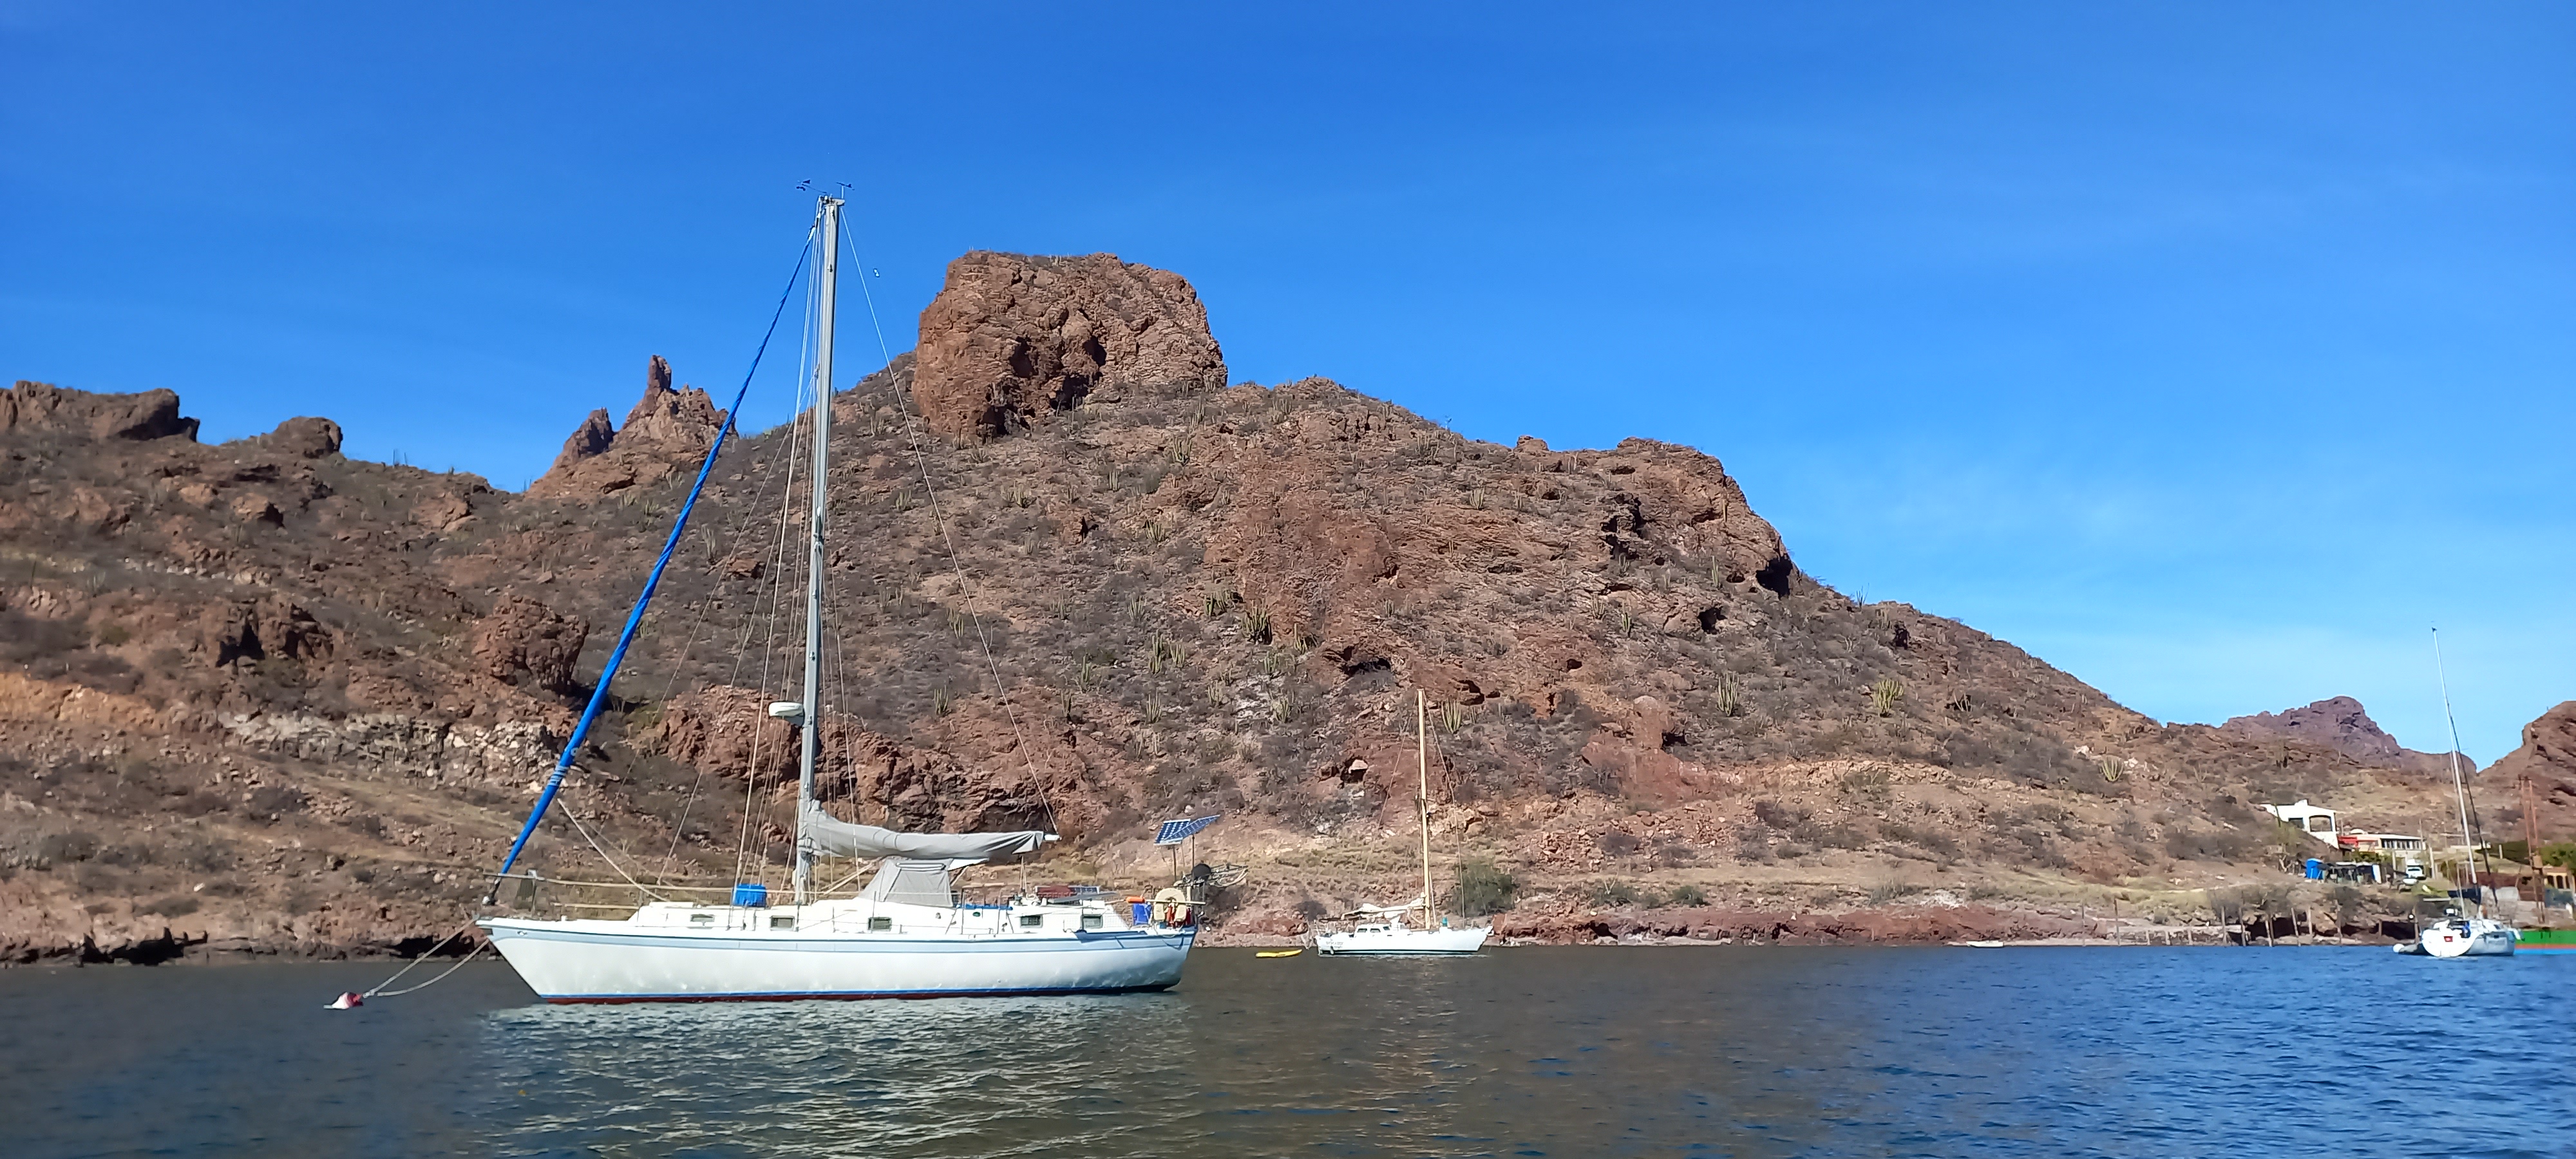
[799, 802, 1047, 862]
[1350, 895, 1426, 917]
[862, 859, 979, 907]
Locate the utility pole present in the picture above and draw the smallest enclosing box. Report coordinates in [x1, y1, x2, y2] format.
[2523, 771, 2541, 859]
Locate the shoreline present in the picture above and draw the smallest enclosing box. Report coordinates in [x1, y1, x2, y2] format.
[5, 932, 2405, 969]
[6, 900, 2422, 967]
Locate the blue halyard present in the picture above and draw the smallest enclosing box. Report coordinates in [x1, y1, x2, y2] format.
[485, 237, 811, 902]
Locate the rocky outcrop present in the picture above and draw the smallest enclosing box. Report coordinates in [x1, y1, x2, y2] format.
[2219, 696, 2472, 777]
[470, 596, 588, 693]
[201, 597, 334, 667]
[260, 416, 343, 459]
[912, 252, 1227, 439]
[551, 409, 616, 468]
[528, 355, 728, 498]
[3, 380, 198, 442]
[2487, 701, 2576, 840]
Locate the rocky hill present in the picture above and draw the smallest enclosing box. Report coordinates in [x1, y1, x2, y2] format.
[2, 252, 2548, 963]
[2220, 697, 2475, 780]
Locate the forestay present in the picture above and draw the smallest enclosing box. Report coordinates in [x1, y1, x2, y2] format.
[798, 802, 1046, 862]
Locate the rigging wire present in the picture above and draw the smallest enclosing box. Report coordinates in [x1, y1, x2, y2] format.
[541, 223, 819, 894]
[557, 775, 670, 901]
[840, 223, 1061, 835]
[487, 229, 809, 895]
[654, 465, 798, 883]
[735, 239, 824, 887]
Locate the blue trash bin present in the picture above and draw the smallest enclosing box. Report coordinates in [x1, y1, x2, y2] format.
[2304, 858, 2323, 881]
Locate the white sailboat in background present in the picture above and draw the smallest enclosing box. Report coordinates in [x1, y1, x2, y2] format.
[2405, 628, 2517, 959]
[475, 195, 1194, 1001]
[1317, 690, 1492, 956]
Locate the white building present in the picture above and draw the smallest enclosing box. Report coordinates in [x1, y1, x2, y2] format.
[2260, 800, 2340, 847]
[2342, 832, 2427, 865]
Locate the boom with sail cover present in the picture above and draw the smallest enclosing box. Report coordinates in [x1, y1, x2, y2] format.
[798, 803, 1046, 862]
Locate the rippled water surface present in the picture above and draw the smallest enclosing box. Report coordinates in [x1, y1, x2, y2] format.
[4, 946, 2568, 1157]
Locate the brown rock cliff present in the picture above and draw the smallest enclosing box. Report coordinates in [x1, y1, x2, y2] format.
[912, 251, 1227, 440]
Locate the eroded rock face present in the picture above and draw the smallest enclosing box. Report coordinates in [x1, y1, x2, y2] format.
[470, 596, 589, 693]
[2487, 701, 2576, 839]
[201, 597, 334, 667]
[217, 711, 561, 787]
[912, 252, 1227, 440]
[648, 686, 1051, 833]
[528, 355, 728, 499]
[3, 381, 198, 442]
[1198, 391, 1797, 733]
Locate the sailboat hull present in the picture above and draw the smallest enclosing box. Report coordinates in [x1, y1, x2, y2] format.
[2418, 921, 2517, 959]
[478, 918, 1196, 1003]
[1315, 926, 1492, 956]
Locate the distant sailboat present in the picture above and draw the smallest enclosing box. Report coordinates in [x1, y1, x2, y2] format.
[1316, 690, 1492, 956]
[473, 195, 1195, 1001]
[2407, 628, 2517, 959]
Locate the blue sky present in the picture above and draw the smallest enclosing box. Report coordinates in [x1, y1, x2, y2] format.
[5, 4, 2569, 759]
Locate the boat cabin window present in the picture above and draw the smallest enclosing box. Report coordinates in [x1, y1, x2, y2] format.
[1081, 914, 1103, 930]
[867, 916, 893, 932]
[689, 912, 714, 925]
[769, 916, 795, 930]
[1019, 914, 1045, 928]
[2307, 816, 2333, 833]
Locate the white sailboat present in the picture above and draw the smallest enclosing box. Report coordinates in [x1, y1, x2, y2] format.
[475, 195, 1194, 1002]
[2414, 915, 2517, 958]
[2404, 628, 2517, 959]
[1316, 690, 1492, 956]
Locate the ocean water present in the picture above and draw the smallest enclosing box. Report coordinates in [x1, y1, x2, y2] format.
[1, 946, 2566, 1157]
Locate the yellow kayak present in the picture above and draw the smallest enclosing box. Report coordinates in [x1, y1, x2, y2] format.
[1255, 949, 1303, 958]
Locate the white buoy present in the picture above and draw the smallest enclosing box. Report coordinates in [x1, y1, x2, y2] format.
[326, 991, 365, 1010]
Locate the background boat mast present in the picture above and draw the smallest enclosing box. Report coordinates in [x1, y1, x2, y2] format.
[793, 196, 841, 904]
[1418, 688, 1434, 930]
[2433, 628, 2482, 913]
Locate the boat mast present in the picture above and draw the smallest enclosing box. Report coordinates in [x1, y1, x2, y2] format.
[2433, 628, 2483, 914]
[1417, 688, 1434, 931]
[793, 195, 842, 905]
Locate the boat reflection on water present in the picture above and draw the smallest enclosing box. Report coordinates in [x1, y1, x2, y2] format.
[481, 992, 1198, 1155]
[465, 950, 1864, 1158]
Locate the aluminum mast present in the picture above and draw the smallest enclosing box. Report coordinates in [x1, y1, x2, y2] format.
[1417, 688, 1434, 930]
[2434, 628, 2483, 909]
[793, 196, 841, 903]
